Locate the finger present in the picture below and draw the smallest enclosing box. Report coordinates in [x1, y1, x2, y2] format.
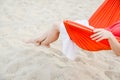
[96, 37, 105, 42]
[93, 29, 103, 33]
[92, 35, 102, 40]
[90, 32, 103, 38]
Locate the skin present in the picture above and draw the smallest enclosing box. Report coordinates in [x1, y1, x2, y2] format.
[26, 24, 60, 47]
[27, 25, 120, 56]
[91, 28, 120, 56]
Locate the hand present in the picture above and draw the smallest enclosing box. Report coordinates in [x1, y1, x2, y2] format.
[90, 29, 113, 42]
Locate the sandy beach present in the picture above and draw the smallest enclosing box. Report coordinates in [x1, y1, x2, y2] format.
[0, 0, 120, 80]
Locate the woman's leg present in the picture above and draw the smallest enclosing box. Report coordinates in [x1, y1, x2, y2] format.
[29, 24, 60, 47]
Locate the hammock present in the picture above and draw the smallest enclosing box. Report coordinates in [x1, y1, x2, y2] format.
[63, 0, 120, 51]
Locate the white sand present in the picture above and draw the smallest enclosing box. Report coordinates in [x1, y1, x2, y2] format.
[0, 0, 120, 80]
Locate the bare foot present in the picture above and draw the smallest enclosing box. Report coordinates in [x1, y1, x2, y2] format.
[26, 23, 60, 48]
[26, 32, 50, 47]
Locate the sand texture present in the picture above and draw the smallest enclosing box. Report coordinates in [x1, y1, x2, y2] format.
[0, 0, 120, 80]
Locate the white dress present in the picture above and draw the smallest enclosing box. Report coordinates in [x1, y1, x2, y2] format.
[59, 20, 94, 60]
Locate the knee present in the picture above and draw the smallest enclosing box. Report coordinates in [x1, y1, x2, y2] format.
[52, 23, 60, 32]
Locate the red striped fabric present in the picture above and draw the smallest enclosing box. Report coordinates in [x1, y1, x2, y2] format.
[63, 0, 120, 51]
